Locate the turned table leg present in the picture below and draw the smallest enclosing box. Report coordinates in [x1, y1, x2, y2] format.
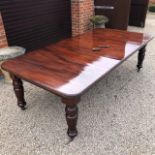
[62, 97, 80, 140]
[12, 75, 27, 110]
[137, 46, 146, 72]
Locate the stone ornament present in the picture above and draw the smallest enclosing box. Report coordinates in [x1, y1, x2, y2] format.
[0, 46, 26, 83]
[0, 46, 26, 61]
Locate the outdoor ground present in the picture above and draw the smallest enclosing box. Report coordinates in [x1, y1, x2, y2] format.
[0, 13, 155, 155]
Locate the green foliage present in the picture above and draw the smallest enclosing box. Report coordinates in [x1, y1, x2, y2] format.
[90, 15, 109, 25]
[149, 5, 155, 12]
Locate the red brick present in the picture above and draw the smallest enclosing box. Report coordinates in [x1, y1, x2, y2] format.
[72, 0, 94, 36]
[0, 12, 8, 48]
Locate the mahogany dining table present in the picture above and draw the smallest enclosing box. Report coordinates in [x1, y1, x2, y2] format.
[2, 29, 153, 139]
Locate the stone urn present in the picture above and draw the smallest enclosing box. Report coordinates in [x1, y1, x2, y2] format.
[90, 15, 109, 29]
[0, 46, 26, 83]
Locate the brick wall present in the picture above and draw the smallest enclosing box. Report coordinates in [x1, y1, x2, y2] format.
[0, 13, 8, 48]
[150, 0, 155, 3]
[72, 0, 94, 36]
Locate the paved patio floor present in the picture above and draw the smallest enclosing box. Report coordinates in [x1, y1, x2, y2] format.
[0, 13, 155, 155]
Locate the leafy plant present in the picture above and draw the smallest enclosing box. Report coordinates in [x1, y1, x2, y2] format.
[149, 5, 155, 12]
[90, 15, 109, 25]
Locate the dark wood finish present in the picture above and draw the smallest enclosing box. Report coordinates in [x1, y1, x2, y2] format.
[62, 97, 80, 139]
[2, 29, 153, 97]
[0, 0, 71, 51]
[65, 105, 78, 139]
[11, 75, 26, 110]
[2, 29, 153, 138]
[95, 0, 131, 30]
[137, 46, 146, 71]
[129, 0, 149, 27]
[0, 70, 3, 77]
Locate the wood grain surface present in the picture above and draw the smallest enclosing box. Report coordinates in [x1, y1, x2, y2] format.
[2, 29, 153, 97]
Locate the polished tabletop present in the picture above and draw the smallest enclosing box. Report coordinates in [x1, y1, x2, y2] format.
[2, 29, 153, 97]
